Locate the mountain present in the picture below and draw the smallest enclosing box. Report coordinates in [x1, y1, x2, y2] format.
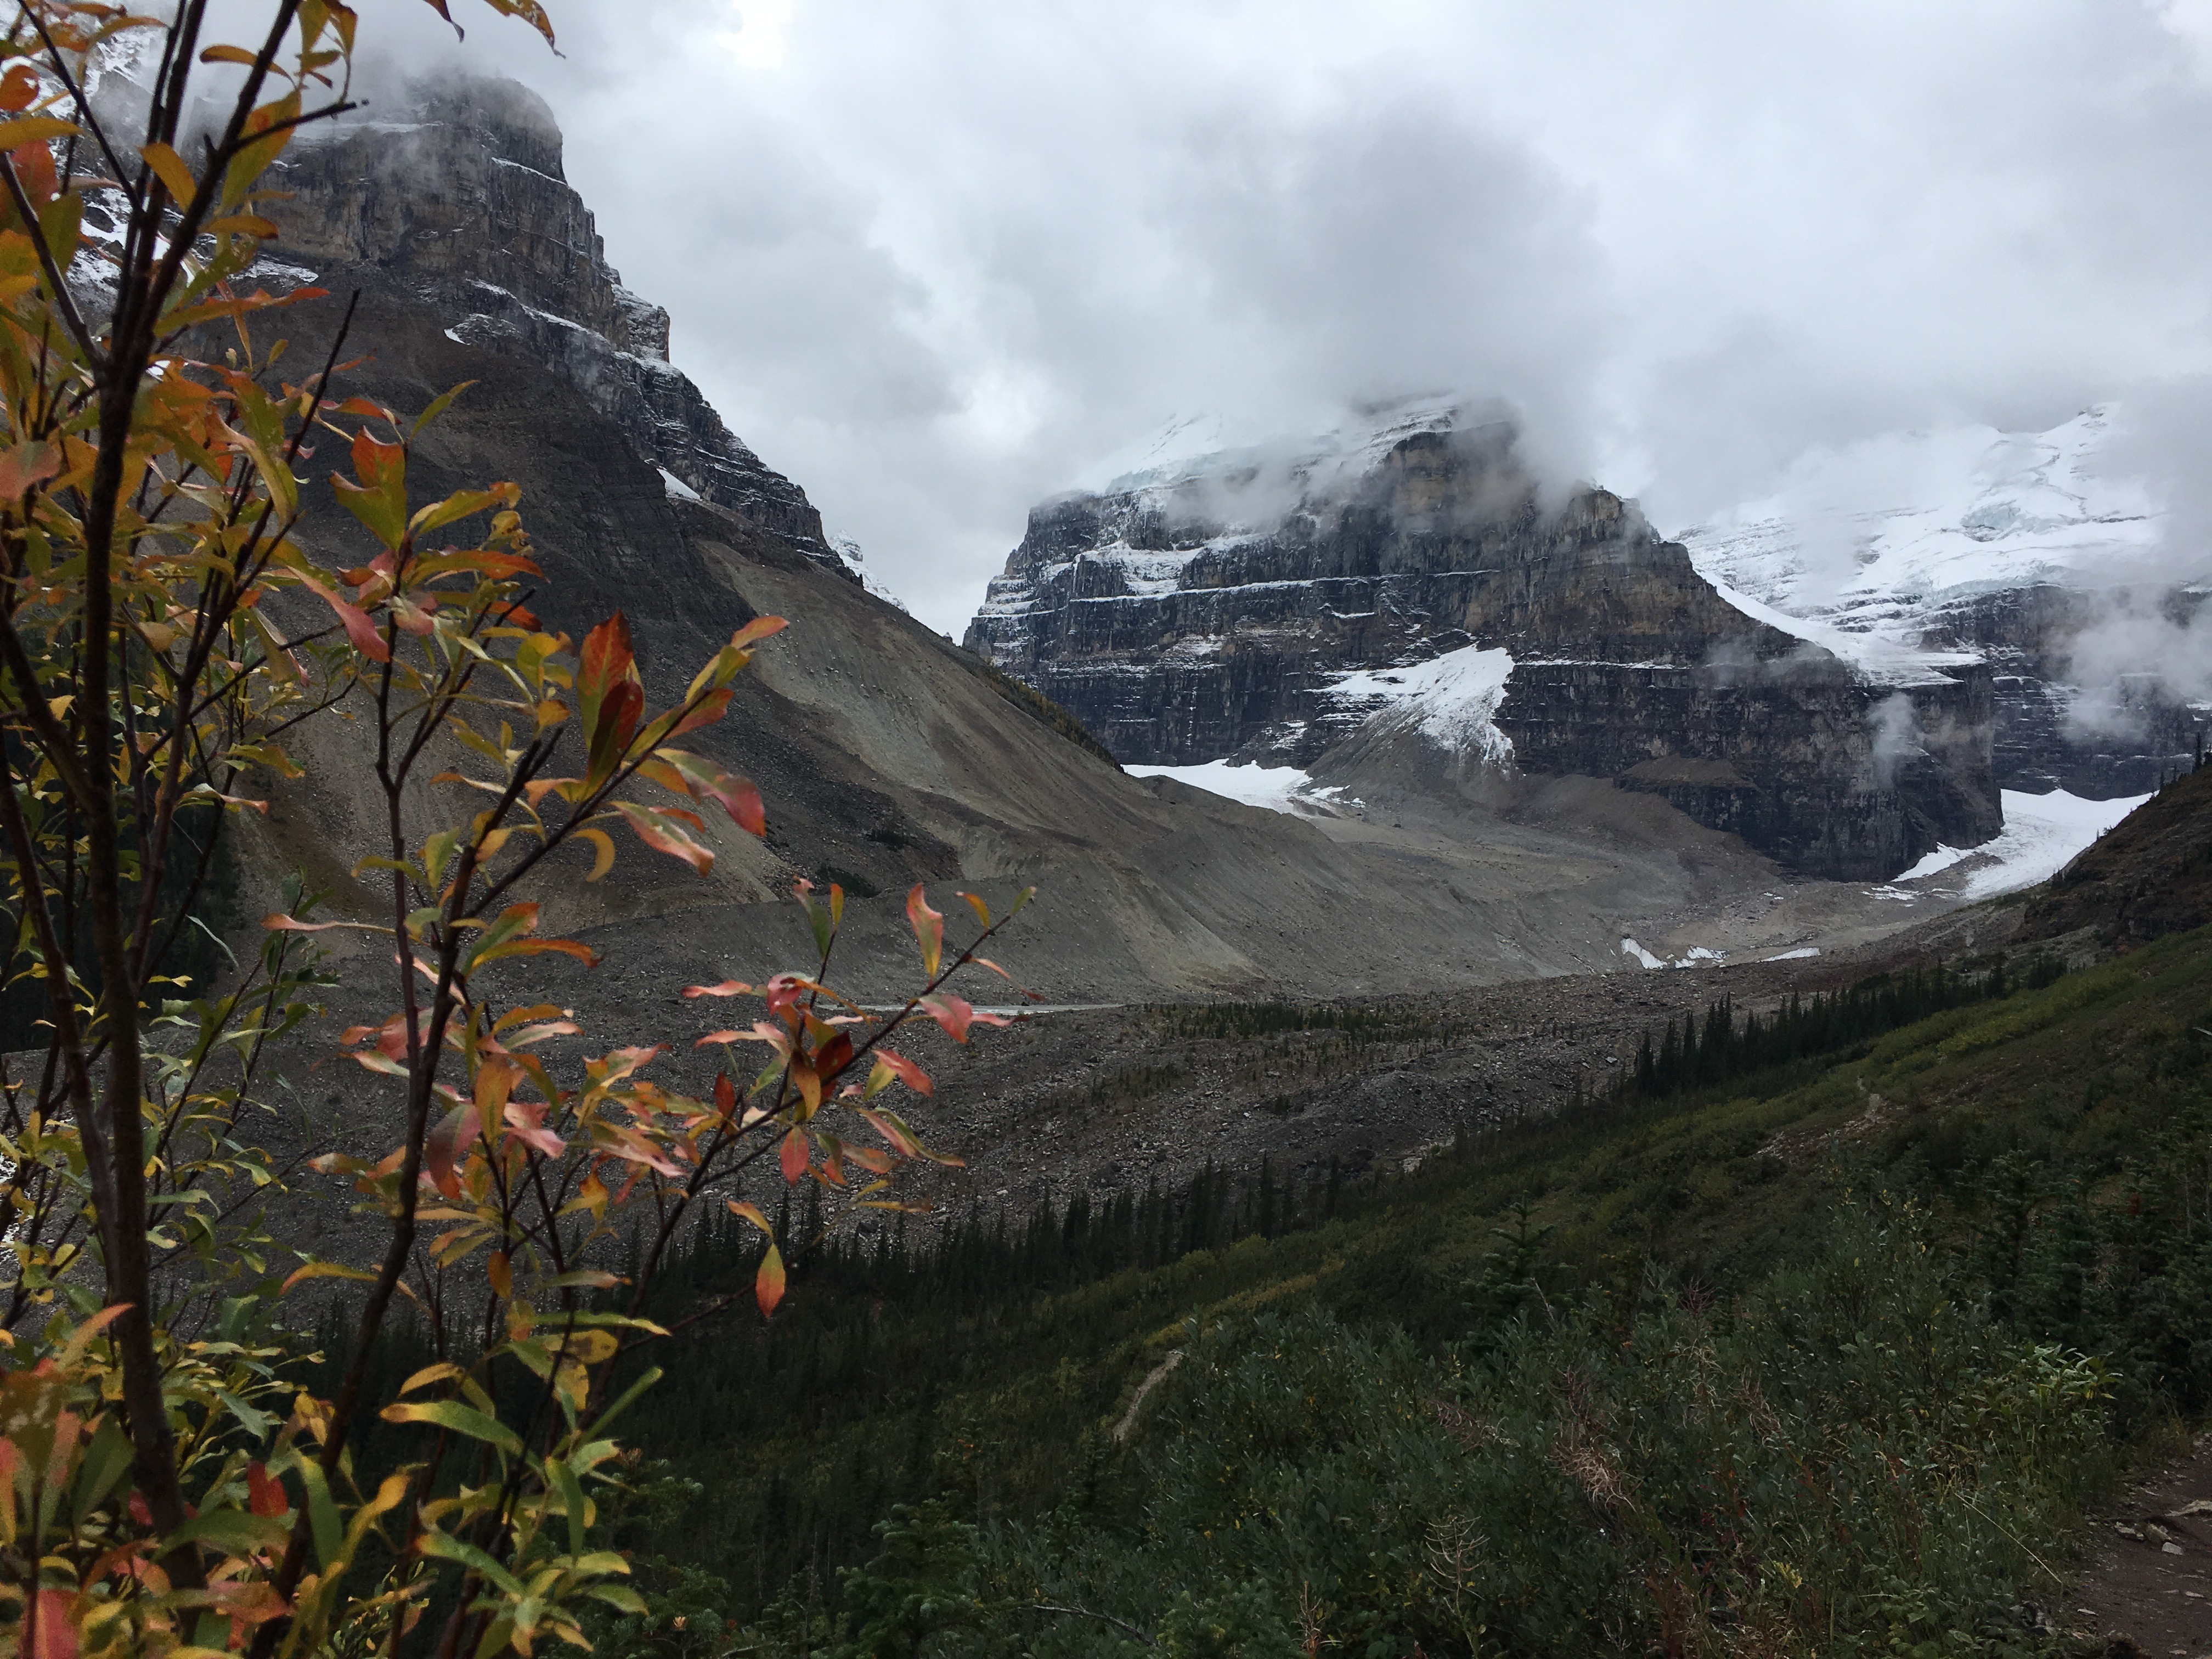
[966, 401, 2002, 881]
[192, 75, 1903, 1004]
[1679, 407, 2210, 795]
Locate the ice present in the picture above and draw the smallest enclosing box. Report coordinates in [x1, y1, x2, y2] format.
[1679, 406, 2163, 661]
[1957, 787, 2149, 900]
[1125, 760, 1346, 816]
[1620, 937, 1730, 970]
[658, 467, 702, 503]
[1762, 947, 1821, 961]
[1895, 842, 1973, 882]
[1325, 644, 1516, 764]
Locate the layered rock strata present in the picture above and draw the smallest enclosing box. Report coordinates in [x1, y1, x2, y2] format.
[262, 74, 845, 576]
[967, 406, 2002, 879]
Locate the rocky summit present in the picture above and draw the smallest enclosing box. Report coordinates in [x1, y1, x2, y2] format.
[966, 402, 2002, 880]
[265, 73, 847, 578]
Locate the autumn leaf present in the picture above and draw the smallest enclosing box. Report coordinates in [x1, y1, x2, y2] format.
[906, 884, 944, 979]
[754, 1242, 786, 1318]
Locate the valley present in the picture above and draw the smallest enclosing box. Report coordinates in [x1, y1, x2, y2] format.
[9, 27, 2205, 1659]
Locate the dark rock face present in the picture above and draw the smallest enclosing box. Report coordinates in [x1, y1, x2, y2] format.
[1923, 585, 2207, 794]
[264, 74, 845, 577]
[967, 414, 2002, 879]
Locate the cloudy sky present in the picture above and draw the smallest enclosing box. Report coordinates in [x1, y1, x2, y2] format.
[346, 0, 2212, 635]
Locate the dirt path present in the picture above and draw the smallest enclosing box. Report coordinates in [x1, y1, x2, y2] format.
[2064, 1432, 2212, 1655]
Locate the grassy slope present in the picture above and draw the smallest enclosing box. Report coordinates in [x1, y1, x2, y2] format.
[611, 918, 2212, 1646]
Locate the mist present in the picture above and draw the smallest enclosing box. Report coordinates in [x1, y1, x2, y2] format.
[185, 1, 2212, 648]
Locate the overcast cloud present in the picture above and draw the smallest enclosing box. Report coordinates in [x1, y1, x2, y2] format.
[323, 0, 2212, 635]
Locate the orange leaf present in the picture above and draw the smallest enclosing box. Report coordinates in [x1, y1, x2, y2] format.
[778, 1126, 808, 1185]
[727, 1198, 773, 1233]
[754, 1241, 786, 1318]
[906, 885, 943, 979]
[0, 438, 60, 499]
[731, 615, 788, 650]
[682, 980, 753, 998]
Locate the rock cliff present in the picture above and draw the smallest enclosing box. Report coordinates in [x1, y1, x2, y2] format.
[967, 403, 2002, 880]
[262, 74, 847, 577]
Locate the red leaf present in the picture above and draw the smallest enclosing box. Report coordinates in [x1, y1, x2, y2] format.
[755, 1242, 786, 1318]
[714, 1074, 737, 1121]
[869, 1048, 933, 1098]
[918, 993, 975, 1043]
[502, 1100, 566, 1158]
[578, 613, 634, 744]
[27, 1588, 77, 1659]
[778, 1127, 808, 1185]
[296, 573, 390, 662]
[858, 1107, 922, 1156]
[246, 1461, 287, 1517]
[614, 802, 713, 875]
[424, 1103, 481, 1199]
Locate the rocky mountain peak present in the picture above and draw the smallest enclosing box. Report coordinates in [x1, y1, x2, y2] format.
[264, 72, 849, 577]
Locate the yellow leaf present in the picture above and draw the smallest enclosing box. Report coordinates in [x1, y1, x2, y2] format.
[139, 142, 199, 207]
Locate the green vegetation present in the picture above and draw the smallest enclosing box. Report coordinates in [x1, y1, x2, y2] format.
[559, 924, 2212, 1655]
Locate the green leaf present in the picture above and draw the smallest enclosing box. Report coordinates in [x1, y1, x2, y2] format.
[417, 1528, 528, 1599]
[295, 1455, 342, 1570]
[411, 380, 478, 439]
[586, 1365, 663, 1437]
[166, 1506, 292, 1554]
[380, 1398, 523, 1455]
[550, 1457, 589, 1559]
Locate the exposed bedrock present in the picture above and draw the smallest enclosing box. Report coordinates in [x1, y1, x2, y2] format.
[968, 414, 2002, 879]
[1923, 585, 2208, 794]
[262, 73, 846, 576]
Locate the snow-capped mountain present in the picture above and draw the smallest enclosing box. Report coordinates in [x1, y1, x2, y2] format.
[967, 399, 2002, 880]
[1679, 408, 2207, 794]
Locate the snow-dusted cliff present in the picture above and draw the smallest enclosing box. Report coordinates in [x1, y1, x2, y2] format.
[1679, 408, 2208, 794]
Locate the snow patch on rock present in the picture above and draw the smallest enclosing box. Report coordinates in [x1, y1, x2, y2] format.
[1325, 645, 1516, 764]
[1125, 760, 1355, 816]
